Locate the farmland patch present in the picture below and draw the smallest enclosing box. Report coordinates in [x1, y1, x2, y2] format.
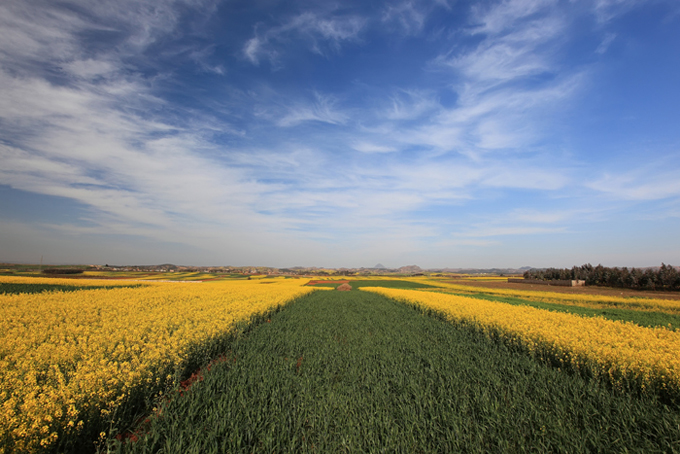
[115, 291, 680, 453]
[307, 279, 437, 290]
[0, 283, 144, 295]
[437, 290, 680, 330]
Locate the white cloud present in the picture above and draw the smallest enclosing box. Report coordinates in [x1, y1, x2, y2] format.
[442, 14, 564, 88]
[591, 0, 645, 22]
[2, 0, 674, 268]
[382, 1, 427, 34]
[385, 89, 439, 120]
[0, 1, 275, 241]
[243, 35, 272, 65]
[352, 142, 398, 153]
[243, 12, 366, 66]
[588, 170, 680, 200]
[276, 92, 348, 127]
[596, 32, 617, 54]
[391, 0, 585, 159]
[0, 1, 84, 69]
[0, 0, 222, 89]
[189, 46, 226, 75]
[381, 0, 452, 35]
[64, 59, 119, 79]
[380, 71, 582, 157]
[471, 0, 558, 35]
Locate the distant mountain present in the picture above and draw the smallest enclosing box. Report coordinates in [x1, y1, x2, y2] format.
[374, 263, 386, 269]
[432, 267, 530, 275]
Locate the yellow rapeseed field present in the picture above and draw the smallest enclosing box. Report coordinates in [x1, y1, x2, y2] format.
[0, 277, 314, 454]
[0, 275, 150, 287]
[363, 287, 680, 399]
[427, 281, 680, 314]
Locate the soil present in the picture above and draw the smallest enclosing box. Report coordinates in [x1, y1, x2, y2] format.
[336, 283, 352, 291]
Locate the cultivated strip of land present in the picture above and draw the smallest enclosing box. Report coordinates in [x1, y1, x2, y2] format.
[427, 290, 680, 330]
[115, 291, 680, 454]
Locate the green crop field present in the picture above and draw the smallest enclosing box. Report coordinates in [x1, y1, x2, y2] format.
[112, 290, 680, 454]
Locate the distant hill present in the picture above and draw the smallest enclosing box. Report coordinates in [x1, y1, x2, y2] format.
[19, 262, 538, 276]
[432, 267, 530, 275]
[398, 265, 423, 274]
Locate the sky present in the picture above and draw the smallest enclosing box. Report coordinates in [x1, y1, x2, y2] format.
[1, 0, 679, 269]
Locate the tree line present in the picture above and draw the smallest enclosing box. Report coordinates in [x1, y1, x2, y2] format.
[523, 263, 680, 291]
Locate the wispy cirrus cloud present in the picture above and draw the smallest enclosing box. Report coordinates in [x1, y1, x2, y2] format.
[385, 89, 440, 120]
[591, 0, 648, 22]
[352, 142, 398, 153]
[595, 32, 617, 54]
[365, 0, 582, 160]
[444, 16, 564, 87]
[0, 0, 218, 74]
[277, 92, 349, 127]
[470, 0, 558, 35]
[0, 0, 598, 227]
[588, 158, 680, 201]
[382, 1, 427, 34]
[381, 0, 451, 35]
[0, 72, 263, 231]
[250, 89, 349, 127]
[243, 12, 366, 66]
[0, 0, 271, 241]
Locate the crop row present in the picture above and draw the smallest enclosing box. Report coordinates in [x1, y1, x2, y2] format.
[0, 277, 314, 454]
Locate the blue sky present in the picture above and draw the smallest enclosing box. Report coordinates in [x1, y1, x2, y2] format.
[1, 0, 679, 268]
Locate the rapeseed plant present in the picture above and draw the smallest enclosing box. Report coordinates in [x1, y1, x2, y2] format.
[0, 277, 313, 453]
